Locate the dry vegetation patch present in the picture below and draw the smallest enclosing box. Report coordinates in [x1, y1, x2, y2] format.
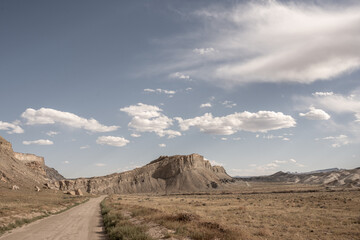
[106, 183, 360, 240]
[100, 198, 152, 240]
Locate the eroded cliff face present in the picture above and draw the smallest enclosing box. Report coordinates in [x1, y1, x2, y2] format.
[14, 152, 45, 165]
[0, 136, 47, 187]
[0, 135, 64, 188]
[51, 154, 233, 194]
[14, 152, 46, 176]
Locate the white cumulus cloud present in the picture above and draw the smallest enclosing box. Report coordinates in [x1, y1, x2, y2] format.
[299, 106, 331, 120]
[21, 108, 119, 132]
[159, 143, 166, 147]
[96, 136, 129, 147]
[120, 103, 162, 119]
[23, 139, 53, 145]
[176, 111, 295, 135]
[120, 103, 181, 138]
[200, 103, 212, 108]
[0, 121, 24, 134]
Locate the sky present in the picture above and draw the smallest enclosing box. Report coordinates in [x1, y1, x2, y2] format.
[1, 0, 360, 178]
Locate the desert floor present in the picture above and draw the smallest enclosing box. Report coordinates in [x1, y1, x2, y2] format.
[104, 183, 360, 240]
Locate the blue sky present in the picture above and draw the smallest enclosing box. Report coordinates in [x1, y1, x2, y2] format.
[1, 0, 359, 178]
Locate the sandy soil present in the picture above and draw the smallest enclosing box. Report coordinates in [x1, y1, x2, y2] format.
[0, 196, 106, 240]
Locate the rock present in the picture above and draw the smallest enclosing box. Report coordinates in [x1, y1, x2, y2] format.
[66, 191, 76, 195]
[12, 185, 19, 190]
[75, 189, 83, 196]
[44, 166, 65, 181]
[35, 186, 40, 192]
[1, 174, 8, 183]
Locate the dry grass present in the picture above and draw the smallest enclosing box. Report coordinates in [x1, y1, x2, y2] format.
[100, 199, 152, 240]
[106, 183, 360, 240]
[0, 186, 89, 235]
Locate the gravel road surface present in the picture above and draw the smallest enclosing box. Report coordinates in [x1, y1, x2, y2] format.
[0, 196, 107, 240]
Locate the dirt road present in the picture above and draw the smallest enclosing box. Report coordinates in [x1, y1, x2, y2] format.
[0, 196, 107, 240]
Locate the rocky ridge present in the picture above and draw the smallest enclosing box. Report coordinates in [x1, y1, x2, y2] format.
[49, 153, 232, 194]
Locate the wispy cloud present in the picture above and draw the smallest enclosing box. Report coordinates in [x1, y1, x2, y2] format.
[222, 101, 237, 108]
[159, 143, 166, 147]
[46, 131, 59, 136]
[0, 120, 24, 134]
[23, 139, 53, 145]
[312, 92, 334, 97]
[163, 1, 360, 86]
[297, 92, 360, 120]
[95, 163, 106, 167]
[21, 108, 119, 132]
[144, 88, 176, 96]
[316, 135, 350, 148]
[169, 72, 190, 80]
[193, 48, 215, 55]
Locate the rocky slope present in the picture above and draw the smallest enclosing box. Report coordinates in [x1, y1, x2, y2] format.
[49, 154, 232, 194]
[239, 168, 360, 187]
[0, 135, 64, 188]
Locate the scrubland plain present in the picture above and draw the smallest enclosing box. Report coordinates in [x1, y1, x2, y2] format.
[102, 183, 360, 240]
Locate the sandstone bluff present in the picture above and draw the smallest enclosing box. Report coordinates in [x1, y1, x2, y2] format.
[0, 136, 64, 189]
[50, 153, 233, 194]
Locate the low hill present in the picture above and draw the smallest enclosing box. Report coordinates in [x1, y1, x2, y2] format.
[238, 168, 360, 187]
[49, 154, 233, 194]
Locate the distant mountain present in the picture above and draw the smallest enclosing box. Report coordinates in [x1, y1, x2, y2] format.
[48, 153, 233, 194]
[237, 168, 360, 187]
